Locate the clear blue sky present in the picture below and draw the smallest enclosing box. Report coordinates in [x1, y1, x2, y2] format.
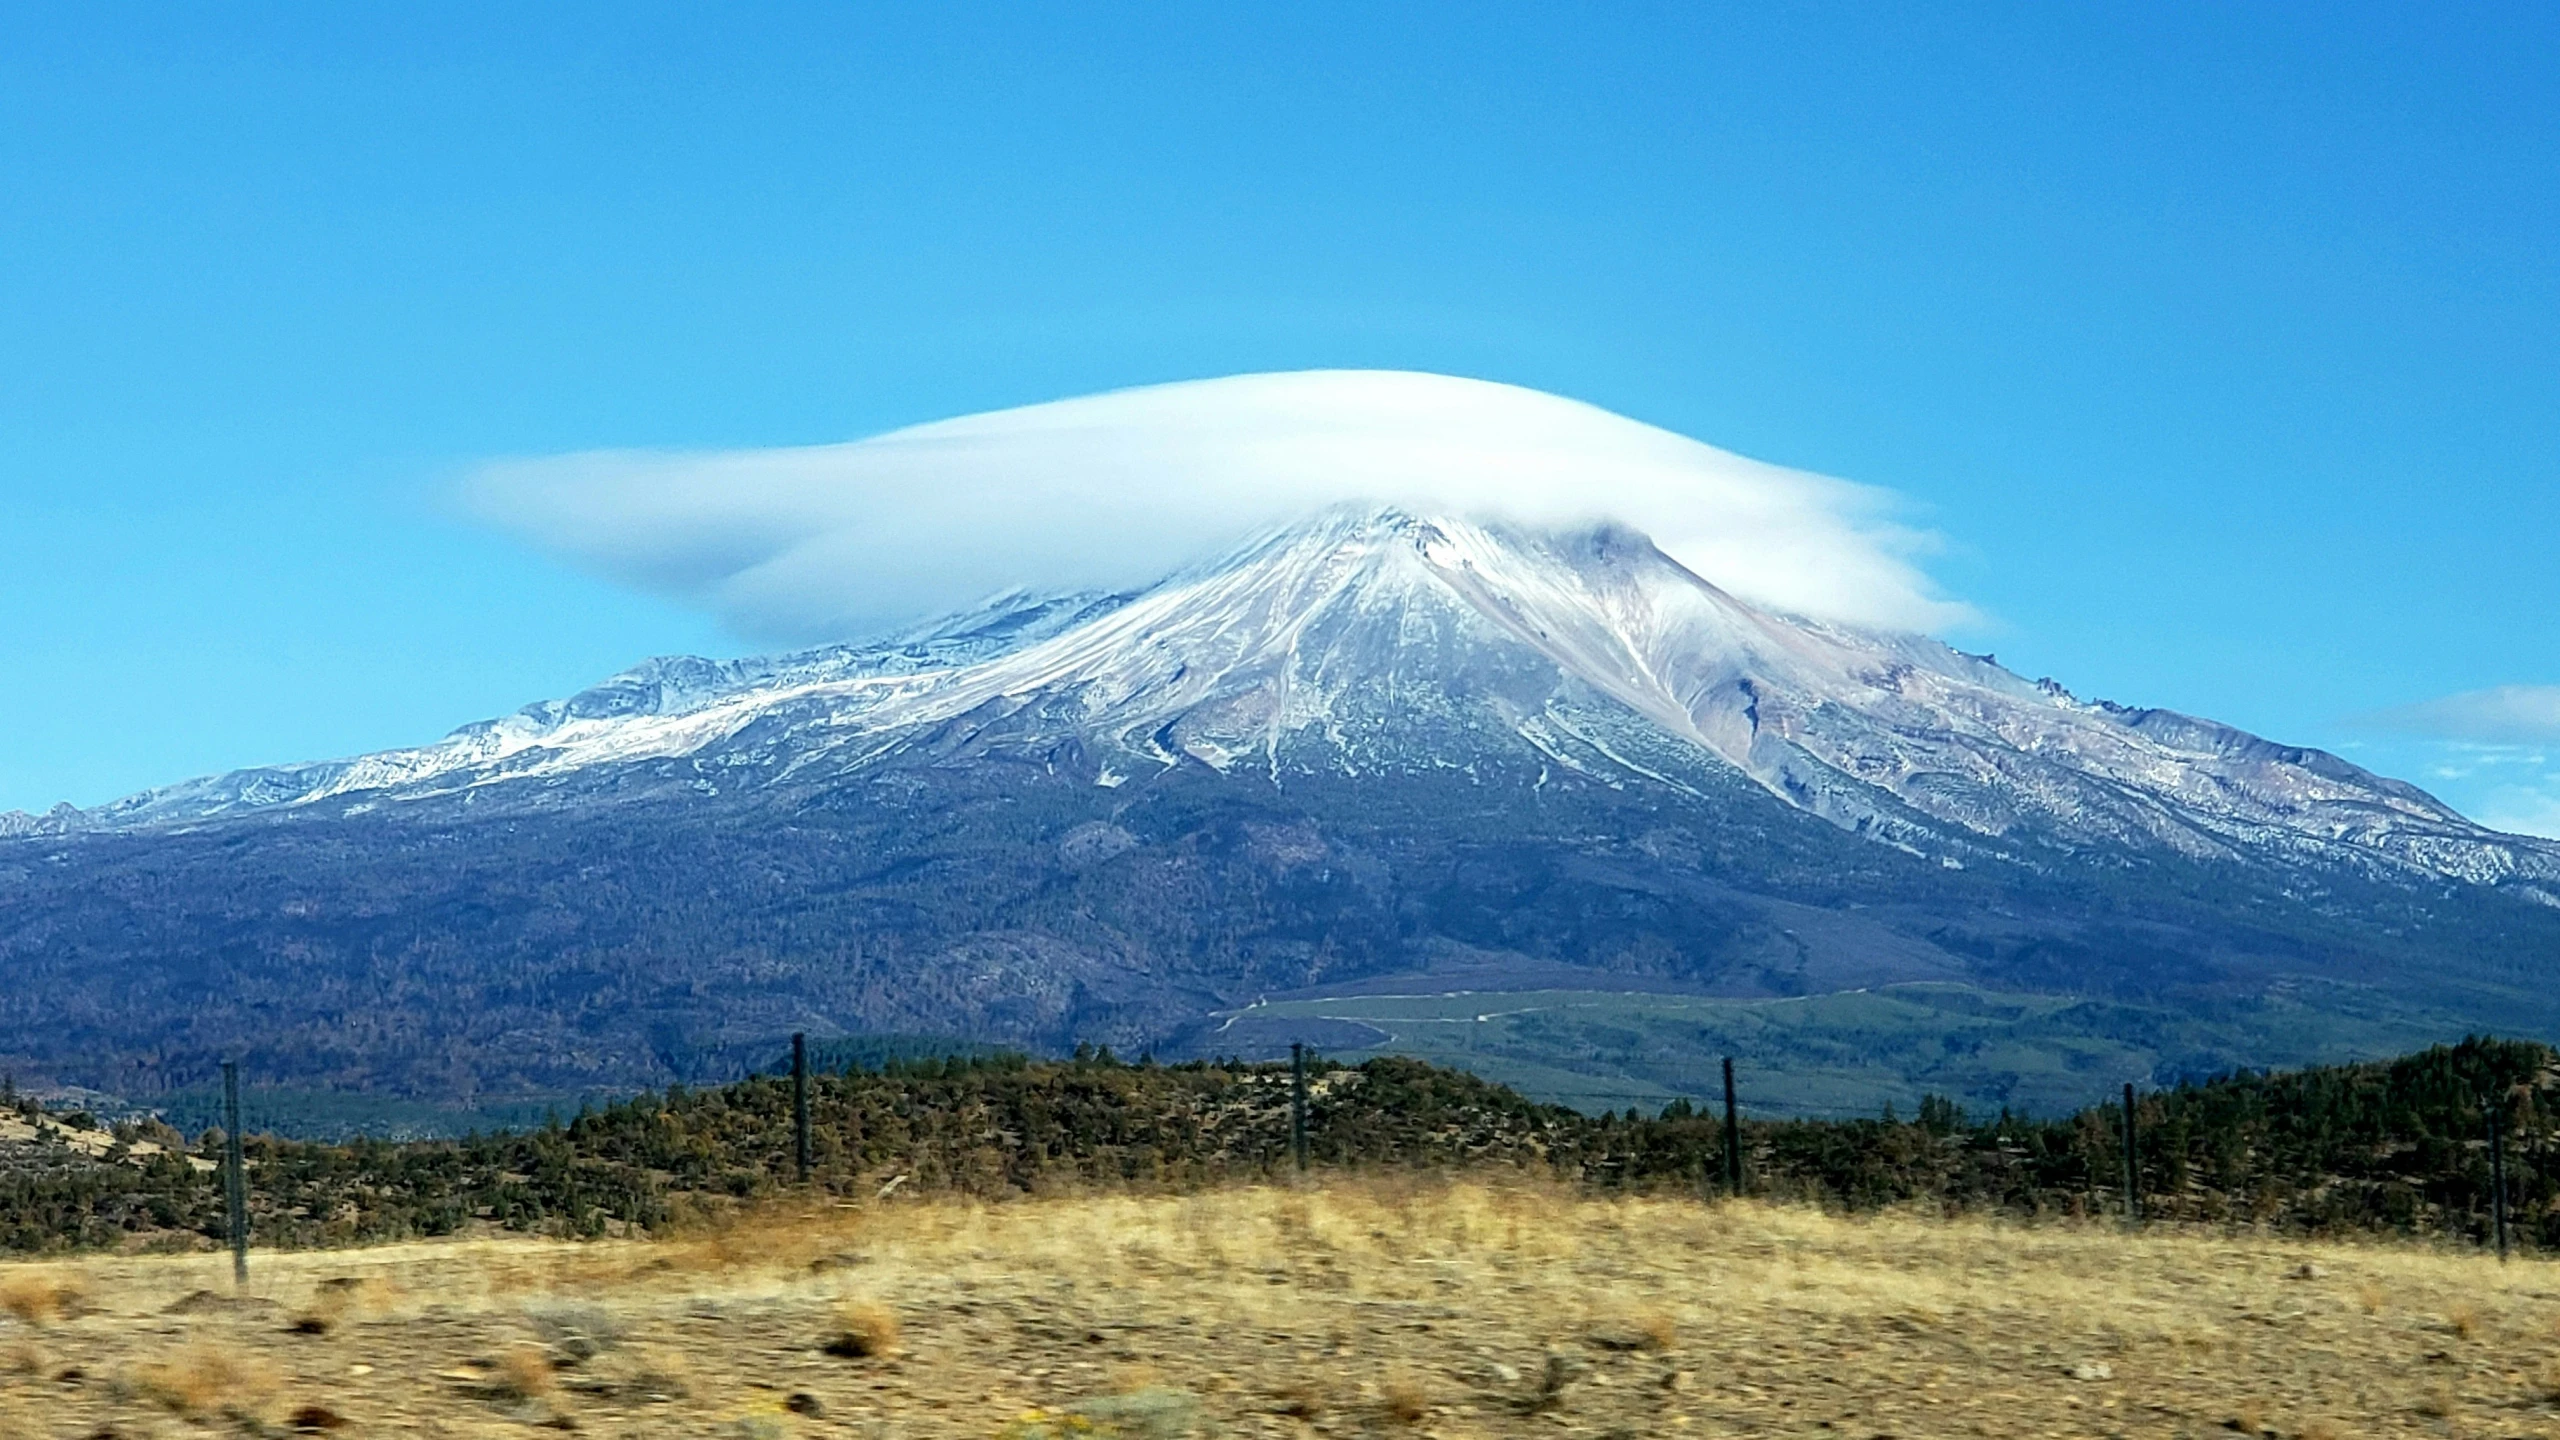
[4, 4, 2555, 831]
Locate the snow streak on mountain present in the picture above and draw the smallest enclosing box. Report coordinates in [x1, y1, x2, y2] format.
[13, 504, 2560, 1115]
[22, 507, 2557, 898]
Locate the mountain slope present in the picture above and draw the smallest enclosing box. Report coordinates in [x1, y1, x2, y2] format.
[4, 508, 2557, 1113]
[20, 508, 2553, 889]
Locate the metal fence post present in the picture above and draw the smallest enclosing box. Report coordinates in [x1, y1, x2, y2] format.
[1291, 1043, 1309, 1172]
[792, 1032, 812, 1182]
[222, 1061, 248, 1288]
[1721, 1057, 1743, 1198]
[2121, 1082, 2140, 1228]
[2489, 1100, 2510, 1262]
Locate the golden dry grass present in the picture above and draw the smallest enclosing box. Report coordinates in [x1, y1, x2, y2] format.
[494, 1343, 556, 1400]
[1377, 1370, 1430, 1425]
[130, 1339, 279, 1421]
[1, 1179, 2558, 1436]
[823, 1298, 902, 1359]
[0, 1268, 86, 1329]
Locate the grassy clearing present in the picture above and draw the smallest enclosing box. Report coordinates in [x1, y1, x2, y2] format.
[1233, 980, 2460, 1117]
[5, 1179, 2560, 1436]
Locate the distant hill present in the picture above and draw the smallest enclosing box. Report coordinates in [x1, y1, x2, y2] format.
[4, 1039, 2553, 1254]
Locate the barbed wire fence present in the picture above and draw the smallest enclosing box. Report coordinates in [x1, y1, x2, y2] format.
[29, 1041, 2546, 1275]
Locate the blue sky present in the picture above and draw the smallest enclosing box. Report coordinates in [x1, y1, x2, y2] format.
[3, 4, 2555, 832]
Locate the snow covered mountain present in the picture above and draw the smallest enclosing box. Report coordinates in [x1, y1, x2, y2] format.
[10, 505, 2560, 1115]
[27, 506, 2558, 897]
[38, 584, 1132, 831]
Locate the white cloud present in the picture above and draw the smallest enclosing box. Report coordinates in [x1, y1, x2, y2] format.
[464, 369, 1971, 643]
[2362, 686, 2560, 745]
[2350, 728, 2560, 840]
[2477, 785, 2560, 841]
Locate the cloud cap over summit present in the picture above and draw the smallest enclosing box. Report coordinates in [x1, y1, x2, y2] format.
[464, 370, 1969, 643]
[2364, 685, 2560, 745]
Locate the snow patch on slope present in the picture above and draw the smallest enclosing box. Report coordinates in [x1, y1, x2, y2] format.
[22, 507, 2560, 893]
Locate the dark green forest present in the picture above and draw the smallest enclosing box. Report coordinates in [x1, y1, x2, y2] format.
[3, 1038, 2554, 1255]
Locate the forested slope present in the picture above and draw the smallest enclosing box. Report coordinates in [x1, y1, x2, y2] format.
[4, 1039, 2554, 1253]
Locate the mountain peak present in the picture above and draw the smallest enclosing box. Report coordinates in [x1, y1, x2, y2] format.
[15, 502, 2560, 1111]
[33, 505, 2558, 892]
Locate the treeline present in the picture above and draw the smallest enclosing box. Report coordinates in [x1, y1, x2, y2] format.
[2, 1039, 2554, 1254]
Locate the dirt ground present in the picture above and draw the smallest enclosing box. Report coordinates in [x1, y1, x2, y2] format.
[5, 1179, 2560, 1439]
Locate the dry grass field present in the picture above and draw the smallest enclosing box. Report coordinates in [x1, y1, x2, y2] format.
[4, 1179, 2560, 1439]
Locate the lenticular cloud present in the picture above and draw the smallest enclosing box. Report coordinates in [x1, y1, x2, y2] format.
[464, 370, 1971, 642]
